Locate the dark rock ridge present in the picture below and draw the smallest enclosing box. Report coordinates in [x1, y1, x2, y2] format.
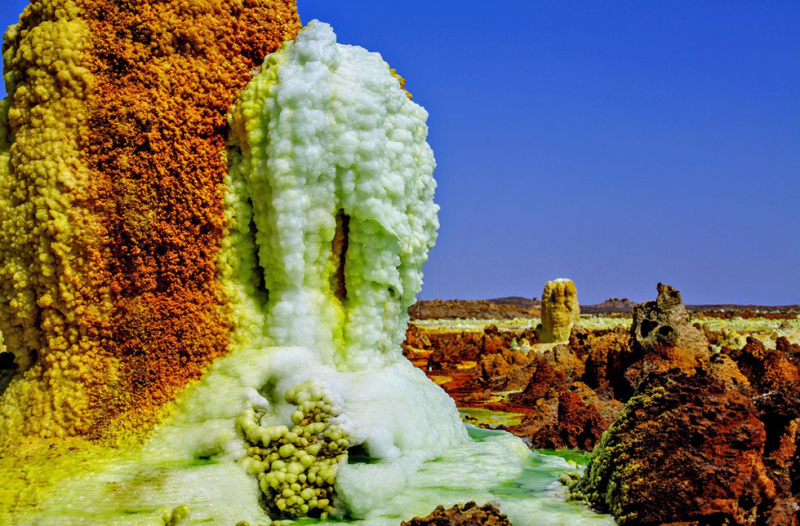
[487, 296, 541, 307]
[408, 297, 800, 319]
[581, 298, 637, 314]
[408, 299, 538, 320]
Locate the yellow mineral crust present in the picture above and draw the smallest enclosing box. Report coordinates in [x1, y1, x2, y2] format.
[0, 0, 300, 518]
[540, 279, 580, 343]
[0, 1, 109, 443]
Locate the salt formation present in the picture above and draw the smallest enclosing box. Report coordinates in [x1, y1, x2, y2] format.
[573, 284, 784, 524]
[540, 279, 580, 343]
[224, 20, 439, 371]
[0, 10, 612, 524]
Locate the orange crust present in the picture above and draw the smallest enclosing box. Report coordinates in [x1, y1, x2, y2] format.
[84, 0, 300, 439]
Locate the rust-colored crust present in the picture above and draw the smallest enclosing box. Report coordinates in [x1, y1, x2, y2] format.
[0, 0, 300, 443]
[84, 0, 300, 439]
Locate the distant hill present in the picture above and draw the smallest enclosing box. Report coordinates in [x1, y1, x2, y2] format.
[581, 298, 637, 314]
[486, 296, 540, 307]
[409, 299, 538, 320]
[685, 304, 800, 314]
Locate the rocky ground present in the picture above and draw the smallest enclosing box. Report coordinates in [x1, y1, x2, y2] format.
[403, 321, 628, 451]
[401, 501, 511, 526]
[403, 286, 800, 524]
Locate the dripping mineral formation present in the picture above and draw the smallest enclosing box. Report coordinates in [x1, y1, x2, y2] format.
[0, 7, 610, 525]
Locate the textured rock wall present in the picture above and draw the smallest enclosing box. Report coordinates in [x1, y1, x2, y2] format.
[0, 0, 300, 444]
[574, 284, 800, 525]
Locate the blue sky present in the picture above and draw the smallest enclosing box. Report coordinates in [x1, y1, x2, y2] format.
[2, 1, 799, 304]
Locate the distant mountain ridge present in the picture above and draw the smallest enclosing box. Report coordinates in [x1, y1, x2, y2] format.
[486, 296, 541, 307]
[486, 296, 799, 314]
[409, 296, 800, 320]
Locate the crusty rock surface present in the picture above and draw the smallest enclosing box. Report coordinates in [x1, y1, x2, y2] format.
[574, 285, 800, 525]
[539, 279, 580, 343]
[574, 367, 774, 525]
[530, 391, 607, 450]
[476, 347, 533, 391]
[508, 358, 567, 406]
[727, 337, 800, 393]
[753, 381, 800, 502]
[540, 342, 584, 378]
[401, 501, 511, 526]
[630, 283, 710, 373]
[582, 327, 637, 401]
[777, 336, 800, 368]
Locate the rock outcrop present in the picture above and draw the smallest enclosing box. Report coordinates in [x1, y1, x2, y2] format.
[508, 358, 567, 406]
[530, 391, 607, 450]
[539, 279, 580, 343]
[574, 284, 800, 524]
[575, 367, 774, 525]
[401, 501, 512, 526]
[582, 327, 636, 401]
[628, 282, 710, 377]
[727, 337, 800, 393]
[777, 337, 800, 368]
[476, 347, 533, 391]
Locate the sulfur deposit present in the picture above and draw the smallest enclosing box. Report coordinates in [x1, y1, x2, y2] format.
[0, 7, 610, 525]
[539, 279, 580, 343]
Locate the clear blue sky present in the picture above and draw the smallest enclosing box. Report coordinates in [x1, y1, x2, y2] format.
[2, 1, 799, 305]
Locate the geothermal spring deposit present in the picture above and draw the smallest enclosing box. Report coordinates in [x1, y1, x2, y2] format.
[2, 1, 799, 525]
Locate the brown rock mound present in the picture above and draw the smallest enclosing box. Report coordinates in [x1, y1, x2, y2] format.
[508, 358, 567, 406]
[540, 342, 584, 378]
[530, 391, 607, 450]
[777, 337, 800, 368]
[572, 284, 800, 525]
[630, 282, 710, 375]
[574, 367, 774, 525]
[582, 326, 636, 401]
[401, 501, 511, 526]
[726, 337, 800, 393]
[753, 381, 800, 501]
[476, 347, 533, 391]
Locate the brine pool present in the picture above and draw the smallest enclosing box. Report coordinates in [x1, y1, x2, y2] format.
[281, 423, 611, 526]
